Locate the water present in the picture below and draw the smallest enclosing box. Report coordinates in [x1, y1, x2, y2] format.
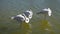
[0, 0, 60, 34]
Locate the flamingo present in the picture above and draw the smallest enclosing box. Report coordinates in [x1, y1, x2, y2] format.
[37, 8, 52, 16]
[37, 8, 52, 19]
[11, 9, 33, 23]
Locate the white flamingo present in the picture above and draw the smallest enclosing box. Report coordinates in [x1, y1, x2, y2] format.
[11, 9, 33, 23]
[37, 8, 52, 16]
[11, 14, 29, 23]
[11, 14, 25, 22]
[37, 8, 52, 19]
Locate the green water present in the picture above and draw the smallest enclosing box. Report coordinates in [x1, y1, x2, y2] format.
[0, 0, 60, 34]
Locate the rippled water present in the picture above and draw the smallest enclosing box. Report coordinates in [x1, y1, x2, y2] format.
[0, 0, 60, 34]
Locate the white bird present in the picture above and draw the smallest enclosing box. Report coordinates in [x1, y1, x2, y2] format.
[11, 14, 29, 23]
[11, 9, 33, 23]
[37, 8, 52, 16]
[11, 14, 25, 22]
[23, 9, 33, 19]
[42, 8, 52, 16]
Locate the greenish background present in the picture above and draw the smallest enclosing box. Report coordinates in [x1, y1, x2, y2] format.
[0, 0, 60, 34]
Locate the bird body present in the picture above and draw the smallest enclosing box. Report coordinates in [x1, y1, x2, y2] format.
[11, 14, 25, 22]
[42, 8, 52, 16]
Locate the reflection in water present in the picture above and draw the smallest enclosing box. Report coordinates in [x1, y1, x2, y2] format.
[39, 19, 55, 34]
[19, 22, 32, 34]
